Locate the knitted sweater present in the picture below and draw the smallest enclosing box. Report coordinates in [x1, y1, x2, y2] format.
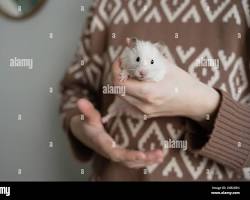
[60, 0, 250, 181]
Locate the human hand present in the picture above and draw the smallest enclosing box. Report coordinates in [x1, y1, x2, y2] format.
[70, 98, 164, 168]
[112, 59, 220, 121]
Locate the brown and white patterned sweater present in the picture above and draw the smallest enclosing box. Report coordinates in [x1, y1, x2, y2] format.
[60, 0, 250, 181]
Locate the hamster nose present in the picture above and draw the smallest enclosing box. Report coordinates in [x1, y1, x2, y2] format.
[139, 70, 145, 76]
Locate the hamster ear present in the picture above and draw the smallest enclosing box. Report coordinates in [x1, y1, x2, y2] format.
[154, 42, 168, 58]
[126, 37, 137, 48]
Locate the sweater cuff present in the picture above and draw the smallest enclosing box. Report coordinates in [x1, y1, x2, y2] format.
[61, 108, 93, 162]
[199, 91, 250, 171]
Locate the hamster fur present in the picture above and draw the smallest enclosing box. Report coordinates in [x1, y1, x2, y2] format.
[120, 38, 168, 82]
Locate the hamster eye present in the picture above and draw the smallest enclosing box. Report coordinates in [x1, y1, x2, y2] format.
[151, 59, 154, 64]
[136, 57, 140, 62]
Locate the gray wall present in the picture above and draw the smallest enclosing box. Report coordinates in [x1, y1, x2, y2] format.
[0, 0, 92, 181]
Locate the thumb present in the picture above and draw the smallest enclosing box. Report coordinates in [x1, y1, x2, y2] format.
[77, 99, 101, 125]
[112, 58, 122, 84]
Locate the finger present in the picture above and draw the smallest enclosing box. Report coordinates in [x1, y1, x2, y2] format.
[111, 147, 164, 164]
[144, 149, 164, 162]
[111, 148, 147, 162]
[125, 163, 147, 169]
[118, 148, 147, 162]
[124, 162, 148, 169]
[112, 58, 122, 83]
[146, 112, 168, 119]
[118, 79, 154, 101]
[77, 99, 101, 125]
[125, 161, 160, 169]
[124, 157, 164, 169]
[128, 150, 164, 168]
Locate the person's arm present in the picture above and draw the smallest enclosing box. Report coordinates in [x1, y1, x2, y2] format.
[112, 58, 250, 172]
[186, 90, 250, 173]
[59, 2, 106, 161]
[59, 2, 165, 167]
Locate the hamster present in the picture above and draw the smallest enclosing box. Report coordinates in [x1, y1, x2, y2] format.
[120, 37, 169, 82]
[102, 38, 170, 123]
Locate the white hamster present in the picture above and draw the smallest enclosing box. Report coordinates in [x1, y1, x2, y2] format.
[102, 38, 170, 123]
[120, 37, 169, 82]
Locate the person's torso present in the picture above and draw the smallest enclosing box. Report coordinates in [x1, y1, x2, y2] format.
[91, 0, 250, 181]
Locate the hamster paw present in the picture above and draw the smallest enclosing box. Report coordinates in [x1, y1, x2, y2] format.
[119, 70, 129, 82]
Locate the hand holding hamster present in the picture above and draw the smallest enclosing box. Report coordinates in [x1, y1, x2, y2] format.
[113, 39, 221, 122]
[102, 38, 170, 123]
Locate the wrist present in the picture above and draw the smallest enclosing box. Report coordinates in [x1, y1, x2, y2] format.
[188, 84, 220, 122]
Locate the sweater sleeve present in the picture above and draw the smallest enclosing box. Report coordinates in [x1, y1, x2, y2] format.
[186, 90, 250, 173]
[59, 0, 106, 162]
